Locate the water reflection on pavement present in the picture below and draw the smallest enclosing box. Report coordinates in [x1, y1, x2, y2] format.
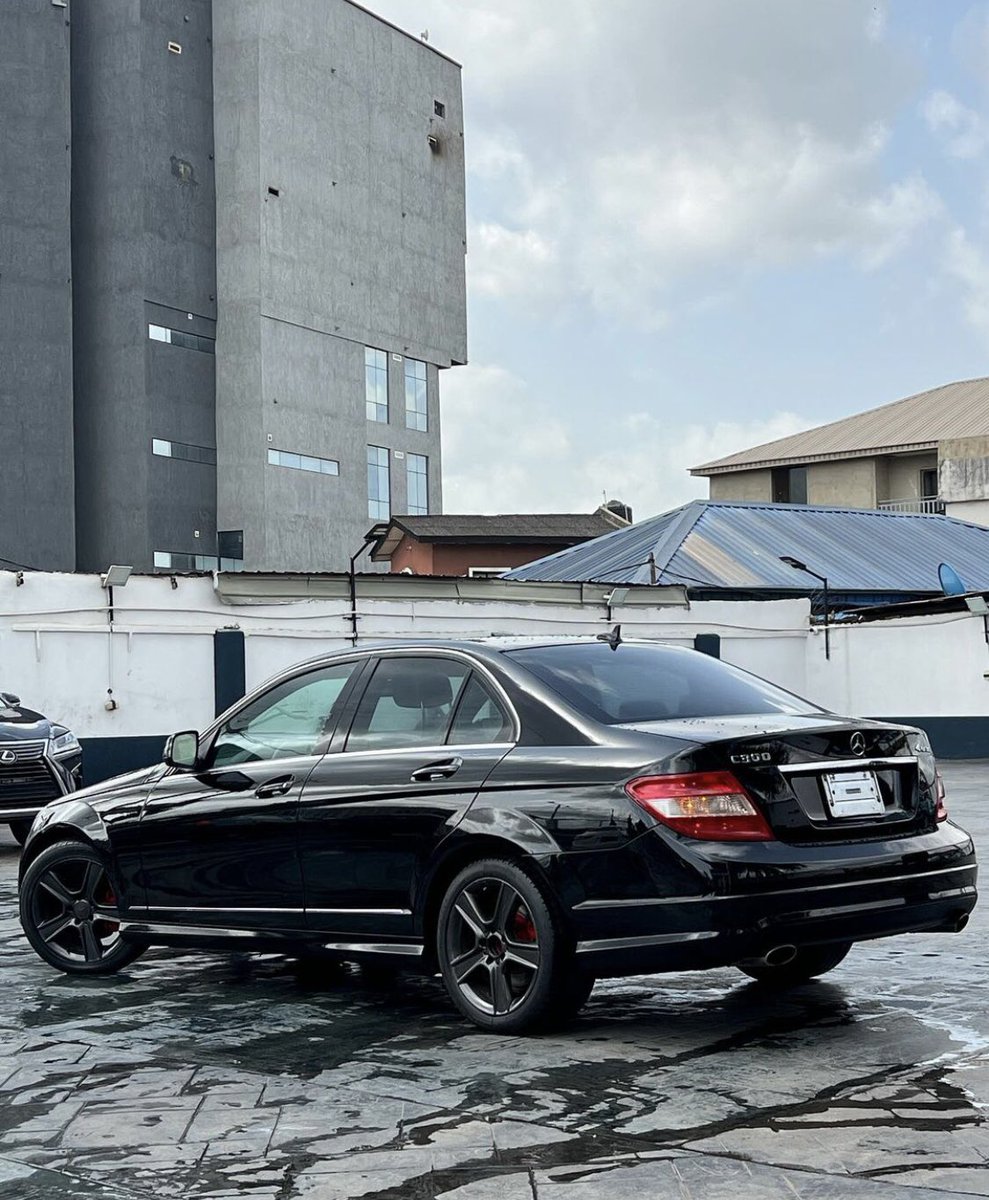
[0, 762, 986, 1199]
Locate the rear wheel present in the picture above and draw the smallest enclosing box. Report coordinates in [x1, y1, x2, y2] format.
[437, 857, 580, 1033]
[737, 941, 852, 987]
[19, 841, 145, 975]
[8, 821, 31, 846]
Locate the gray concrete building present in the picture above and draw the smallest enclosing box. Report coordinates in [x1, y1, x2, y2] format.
[0, 0, 465, 575]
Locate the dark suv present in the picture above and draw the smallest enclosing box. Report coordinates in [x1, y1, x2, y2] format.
[0, 692, 82, 843]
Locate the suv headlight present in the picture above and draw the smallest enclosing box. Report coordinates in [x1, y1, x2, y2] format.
[49, 728, 81, 757]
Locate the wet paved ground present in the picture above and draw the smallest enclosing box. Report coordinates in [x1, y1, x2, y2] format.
[0, 762, 986, 1200]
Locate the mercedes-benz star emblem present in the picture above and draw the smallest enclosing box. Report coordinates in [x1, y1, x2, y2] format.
[850, 732, 867, 757]
[0, 749, 16, 765]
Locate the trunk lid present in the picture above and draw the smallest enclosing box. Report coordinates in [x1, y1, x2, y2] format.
[618, 715, 937, 843]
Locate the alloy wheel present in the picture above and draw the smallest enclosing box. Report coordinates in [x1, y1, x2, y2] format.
[28, 857, 122, 966]
[445, 876, 541, 1016]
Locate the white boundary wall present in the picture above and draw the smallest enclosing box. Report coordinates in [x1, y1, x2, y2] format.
[1, 570, 986, 741]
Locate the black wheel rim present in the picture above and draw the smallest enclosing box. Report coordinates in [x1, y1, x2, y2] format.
[446, 877, 541, 1016]
[29, 858, 121, 965]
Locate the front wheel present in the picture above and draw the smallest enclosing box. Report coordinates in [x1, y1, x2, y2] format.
[19, 840, 145, 975]
[437, 857, 580, 1034]
[736, 941, 852, 987]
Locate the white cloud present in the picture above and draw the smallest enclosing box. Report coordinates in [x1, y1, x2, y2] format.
[921, 89, 986, 159]
[439, 363, 811, 518]
[944, 226, 989, 338]
[372, 0, 937, 324]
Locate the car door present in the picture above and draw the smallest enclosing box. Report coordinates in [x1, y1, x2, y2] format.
[136, 659, 364, 931]
[298, 653, 516, 939]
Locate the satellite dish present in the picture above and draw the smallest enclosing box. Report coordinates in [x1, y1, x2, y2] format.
[938, 562, 968, 596]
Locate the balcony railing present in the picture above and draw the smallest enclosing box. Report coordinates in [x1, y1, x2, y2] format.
[877, 497, 945, 515]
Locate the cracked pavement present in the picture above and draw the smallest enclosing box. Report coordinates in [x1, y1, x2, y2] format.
[0, 761, 986, 1199]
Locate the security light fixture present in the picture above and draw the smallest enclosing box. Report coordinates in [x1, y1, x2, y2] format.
[780, 555, 830, 660]
[101, 565, 132, 589]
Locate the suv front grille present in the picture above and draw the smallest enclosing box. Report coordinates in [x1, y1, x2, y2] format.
[0, 742, 60, 810]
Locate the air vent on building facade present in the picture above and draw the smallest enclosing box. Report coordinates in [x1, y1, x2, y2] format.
[434, 100, 446, 117]
[267, 186, 280, 197]
[167, 42, 182, 54]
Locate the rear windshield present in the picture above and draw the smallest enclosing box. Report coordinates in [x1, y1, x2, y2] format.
[507, 642, 822, 725]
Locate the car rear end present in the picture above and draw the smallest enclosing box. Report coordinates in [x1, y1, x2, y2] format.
[502, 641, 977, 978]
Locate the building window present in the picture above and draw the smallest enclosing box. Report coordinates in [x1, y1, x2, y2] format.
[404, 358, 428, 431]
[406, 453, 428, 515]
[921, 468, 938, 499]
[367, 445, 390, 520]
[153, 550, 219, 571]
[148, 324, 215, 354]
[152, 438, 217, 465]
[467, 567, 509, 578]
[217, 530, 244, 572]
[772, 466, 807, 505]
[365, 347, 388, 422]
[267, 448, 339, 475]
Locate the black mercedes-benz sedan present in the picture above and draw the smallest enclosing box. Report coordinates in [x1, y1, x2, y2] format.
[17, 639, 977, 1033]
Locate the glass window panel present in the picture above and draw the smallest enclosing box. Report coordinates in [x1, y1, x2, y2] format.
[299, 456, 320, 473]
[406, 453, 428, 516]
[404, 359, 428, 432]
[153, 551, 171, 568]
[365, 346, 388, 422]
[448, 675, 513, 745]
[346, 658, 469, 752]
[148, 324, 171, 343]
[367, 445, 390, 520]
[152, 439, 172, 457]
[211, 663, 358, 767]
[320, 459, 339, 475]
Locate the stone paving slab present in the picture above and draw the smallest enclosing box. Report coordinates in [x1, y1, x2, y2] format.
[0, 761, 986, 1198]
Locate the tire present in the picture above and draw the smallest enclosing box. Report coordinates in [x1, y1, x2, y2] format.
[19, 840, 145, 975]
[737, 941, 852, 987]
[437, 857, 580, 1034]
[8, 820, 31, 846]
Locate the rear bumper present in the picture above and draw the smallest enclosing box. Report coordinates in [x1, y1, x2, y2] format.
[564, 821, 978, 976]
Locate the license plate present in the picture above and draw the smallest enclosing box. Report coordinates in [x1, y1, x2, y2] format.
[823, 770, 884, 818]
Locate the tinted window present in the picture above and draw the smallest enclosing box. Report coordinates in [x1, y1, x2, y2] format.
[508, 643, 822, 724]
[211, 663, 357, 766]
[448, 675, 513, 744]
[346, 657, 469, 751]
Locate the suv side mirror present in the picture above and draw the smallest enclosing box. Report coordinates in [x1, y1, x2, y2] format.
[1, 692, 20, 707]
[164, 730, 201, 770]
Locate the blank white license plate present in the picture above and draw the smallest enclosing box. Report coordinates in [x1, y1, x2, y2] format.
[823, 770, 885, 818]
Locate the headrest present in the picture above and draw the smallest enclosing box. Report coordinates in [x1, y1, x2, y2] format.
[390, 670, 454, 709]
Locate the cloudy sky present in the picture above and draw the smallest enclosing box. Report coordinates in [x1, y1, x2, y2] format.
[369, 0, 989, 519]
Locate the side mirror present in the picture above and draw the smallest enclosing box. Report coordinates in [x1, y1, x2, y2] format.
[164, 730, 201, 770]
[1, 692, 20, 707]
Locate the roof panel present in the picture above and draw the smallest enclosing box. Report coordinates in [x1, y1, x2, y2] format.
[505, 500, 989, 594]
[691, 377, 989, 474]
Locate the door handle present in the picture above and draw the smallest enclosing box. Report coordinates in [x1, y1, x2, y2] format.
[410, 757, 463, 783]
[255, 774, 295, 798]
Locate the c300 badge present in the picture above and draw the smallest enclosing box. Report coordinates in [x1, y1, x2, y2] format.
[730, 751, 773, 765]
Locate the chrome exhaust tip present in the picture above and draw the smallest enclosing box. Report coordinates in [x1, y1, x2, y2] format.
[764, 944, 798, 967]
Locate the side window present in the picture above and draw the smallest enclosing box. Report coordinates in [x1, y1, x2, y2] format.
[210, 662, 357, 767]
[448, 675, 513, 745]
[346, 657, 469, 752]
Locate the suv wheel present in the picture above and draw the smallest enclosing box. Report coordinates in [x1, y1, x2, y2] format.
[437, 857, 580, 1033]
[20, 841, 145, 975]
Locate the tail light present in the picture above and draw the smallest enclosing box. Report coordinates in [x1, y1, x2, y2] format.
[935, 772, 948, 822]
[625, 771, 774, 841]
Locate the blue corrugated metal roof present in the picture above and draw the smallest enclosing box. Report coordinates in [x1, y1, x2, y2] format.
[504, 500, 989, 594]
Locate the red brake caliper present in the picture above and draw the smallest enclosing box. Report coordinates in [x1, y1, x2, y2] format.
[97, 883, 119, 932]
[511, 908, 537, 943]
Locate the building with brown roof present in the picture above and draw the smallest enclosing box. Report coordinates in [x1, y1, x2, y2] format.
[691, 378, 989, 526]
[366, 503, 632, 575]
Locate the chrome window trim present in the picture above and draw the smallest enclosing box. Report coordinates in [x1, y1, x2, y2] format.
[338, 742, 513, 762]
[777, 756, 918, 774]
[322, 941, 423, 957]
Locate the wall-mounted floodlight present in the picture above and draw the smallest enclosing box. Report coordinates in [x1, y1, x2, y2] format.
[780, 555, 830, 660]
[101, 565, 133, 589]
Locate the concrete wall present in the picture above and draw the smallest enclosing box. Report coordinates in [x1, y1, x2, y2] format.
[806, 457, 877, 507]
[708, 470, 772, 501]
[0, 0, 75, 571]
[3, 570, 989, 769]
[71, 0, 217, 574]
[212, 0, 464, 572]
[881, 452, 938, 503]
